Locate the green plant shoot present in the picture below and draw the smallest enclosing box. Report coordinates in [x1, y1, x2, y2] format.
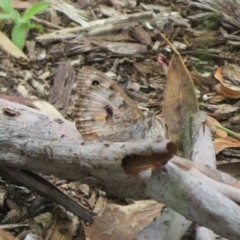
[0, 0, 49, 50]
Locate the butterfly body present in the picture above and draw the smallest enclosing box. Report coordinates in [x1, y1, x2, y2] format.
[75, 67, 168, 142]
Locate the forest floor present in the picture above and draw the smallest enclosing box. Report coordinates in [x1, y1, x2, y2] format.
[0, 0, 240, 239]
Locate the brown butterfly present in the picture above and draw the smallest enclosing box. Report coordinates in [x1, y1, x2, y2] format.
[74, 67, 176, 173]
[75, 67, 168, 141]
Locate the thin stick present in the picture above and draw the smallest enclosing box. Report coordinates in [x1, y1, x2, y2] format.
[214, 124, 240, 140]
[159, 32, 179, 55]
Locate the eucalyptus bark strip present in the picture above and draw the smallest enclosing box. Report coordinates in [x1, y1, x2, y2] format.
[36, 11, 182, 44]
[191, 111, 216, 239]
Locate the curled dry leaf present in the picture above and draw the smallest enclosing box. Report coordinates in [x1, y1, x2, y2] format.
[214, 67, 240, 98]
[207, 115, 228, 139]
[214, 138, 240, 154]
[84, 200, 164, 240]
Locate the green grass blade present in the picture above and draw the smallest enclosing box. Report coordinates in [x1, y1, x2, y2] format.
[0, 0, 13, 14]
[11, 24, 26, 50]
[22, 2, 49, 22]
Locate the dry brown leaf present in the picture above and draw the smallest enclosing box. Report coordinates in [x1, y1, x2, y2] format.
[163, 53, 198, 148]
[134, 62, 154, 77]
[217, 162, 240, 175]
[214, 138, 240, 154]
[0, 31, 28, 60]
[32, 101, 63, 118]
[0, 94, 63, 118]
[49, 216, 80, 240]
[131, 27, 153, 46]
[214, 67, 240, 98]
[207, 115, 228, 139]
[0, 229, 16, 240]
[84, 200, 164, 240]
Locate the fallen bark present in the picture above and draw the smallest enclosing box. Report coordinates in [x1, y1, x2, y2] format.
[0, 99, 240, 239]
[192, 111, 217, 240]
[136, 209, 191, 240]
[147, 162, 240, 240]
[195, 227, 215, 240]
[171, 157, 240, 188]
[36, 11, 185, 45]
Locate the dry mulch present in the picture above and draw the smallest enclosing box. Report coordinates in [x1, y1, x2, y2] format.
[0, 0, 240, 239]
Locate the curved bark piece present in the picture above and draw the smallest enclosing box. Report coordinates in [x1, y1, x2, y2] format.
[0, 167, 93, 223]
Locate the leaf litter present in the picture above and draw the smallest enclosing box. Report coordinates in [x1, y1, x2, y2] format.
[1, 0, 240, 239]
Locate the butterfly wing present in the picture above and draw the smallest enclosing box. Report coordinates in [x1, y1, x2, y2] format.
[75, 67, 146, 141]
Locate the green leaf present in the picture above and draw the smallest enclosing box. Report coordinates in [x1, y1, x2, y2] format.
[0, 12, 15, 20]
[22, 2, 49, 22]
[163, 53, 199, 156]
[11, 24, 26, 50]
[28, 22, 43, 32]
[33, 24, 44, 32]
[0, 0, 13, 14]
[12, 9, 21, 22]
[0, 9, 20, 21]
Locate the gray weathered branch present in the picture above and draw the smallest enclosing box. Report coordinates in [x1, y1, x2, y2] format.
[0, 99, 240, 239]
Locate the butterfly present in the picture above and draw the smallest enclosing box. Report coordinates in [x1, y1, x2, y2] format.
[75, 67, 168, 141]
[74, 66, 176, 173]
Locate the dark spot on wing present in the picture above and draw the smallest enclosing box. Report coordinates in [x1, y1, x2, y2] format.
[105, 105, 113, 118]
[92, 80, 100, 85]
